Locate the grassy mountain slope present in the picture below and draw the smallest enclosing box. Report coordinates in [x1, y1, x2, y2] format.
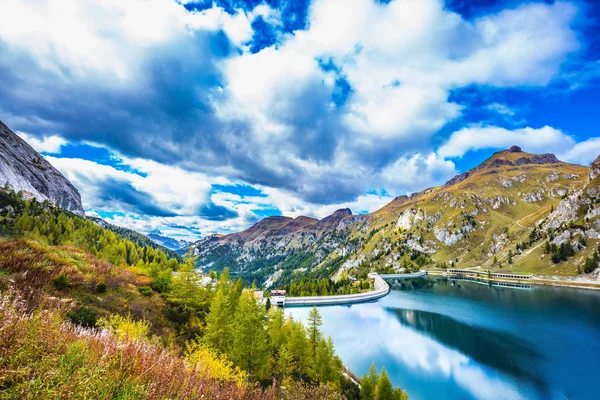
[189, 147, 600, 286]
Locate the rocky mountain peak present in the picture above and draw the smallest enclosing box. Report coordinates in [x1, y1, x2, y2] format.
[333, 208, 352, 216]
[508, 145, 522, 152]
[0, 120, 84, 215]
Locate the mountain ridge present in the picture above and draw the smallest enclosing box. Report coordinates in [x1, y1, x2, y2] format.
[187, 146, 600, 287]
[0, 120, 84, 215]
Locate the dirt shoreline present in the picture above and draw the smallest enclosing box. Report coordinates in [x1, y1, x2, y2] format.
[424, 270, 600, 291]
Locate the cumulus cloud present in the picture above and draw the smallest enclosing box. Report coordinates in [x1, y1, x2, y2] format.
[558, 138, 600, 165]
[380, 153, 457, 192]
[16, 131, 67, 153]
[438, 125, 577, 159]
[0, 0, 586, 209]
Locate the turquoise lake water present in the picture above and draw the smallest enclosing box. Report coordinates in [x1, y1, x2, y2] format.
[287, 277, 600, 400]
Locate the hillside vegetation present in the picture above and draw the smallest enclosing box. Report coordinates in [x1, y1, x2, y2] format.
[188, 147, 600, 287]
[0, 189, 407, 399]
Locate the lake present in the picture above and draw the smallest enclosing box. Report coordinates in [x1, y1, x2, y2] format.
[286, 277, 600, 400]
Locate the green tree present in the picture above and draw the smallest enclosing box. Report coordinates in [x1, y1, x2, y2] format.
[314, 336, 341, 384]
[267, 308, 286, 352]
[231, 291, 270, 380]
[286, 319, 311, 378]
[308, 306, 322, 358]
[275, 344, 294, 381]
[375, 367, 394, 400]
[360, 363, 378, 400]
[203, 287, 234, 354]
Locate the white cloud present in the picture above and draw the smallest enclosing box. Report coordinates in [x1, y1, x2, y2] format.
[438, 125, 576, 158]
[558, 138, 600, 165]
[1, 0, 595, 232]
[380, 153, 457, 192]
[484, 103, 515, 117]
[44, 149, 396, 240]
[16, 131, 67, 153]
[218, 0, 580, 144]
[0, 0, 257, 80]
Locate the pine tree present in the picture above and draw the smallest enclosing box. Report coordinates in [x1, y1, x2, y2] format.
[275, 344, 294, 381]
[231, 291, 270, 380]
[308, 306, 322, 358]
[314, 337, 338, 383]
[267, 308, 286, 352]
[203, 288, 234, 354]
[286, 319, 311, 378]
[361, 363, 378, 400]
[375, 367, 394, 400]
[508, 249, 513, 264]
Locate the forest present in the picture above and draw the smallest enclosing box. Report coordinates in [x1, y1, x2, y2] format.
[0, 189, 408, 399]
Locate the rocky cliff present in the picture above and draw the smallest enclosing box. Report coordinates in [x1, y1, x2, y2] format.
[0, 120, 84, 215]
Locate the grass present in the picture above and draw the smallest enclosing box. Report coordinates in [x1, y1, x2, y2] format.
[0, 238, 173, 338]
[0, 293, 341, 400]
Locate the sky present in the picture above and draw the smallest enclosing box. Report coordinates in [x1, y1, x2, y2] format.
[0, 0, 599, 242]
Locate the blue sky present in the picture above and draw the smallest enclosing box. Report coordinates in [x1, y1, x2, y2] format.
[0, 0, 599, 241]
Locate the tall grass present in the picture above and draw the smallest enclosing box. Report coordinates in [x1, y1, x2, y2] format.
[0, 292, 341, 400]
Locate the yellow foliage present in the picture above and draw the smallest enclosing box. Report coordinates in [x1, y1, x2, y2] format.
[97, 313, 150, 342]
[186, 341, 246, 386]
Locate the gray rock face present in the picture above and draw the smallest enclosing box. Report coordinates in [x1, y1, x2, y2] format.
[590, 155, 600, 182]
[515, 154, 560, 165]
[0, 120, 84, 215]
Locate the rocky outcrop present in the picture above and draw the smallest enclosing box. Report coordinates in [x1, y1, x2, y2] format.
[590, 155, 600, 182]
[433, 227, 463, 246]
[544, 190, 587, 229]
[397, 208, 424, 230]
[0, 120, 84, 215]
[515, 153, 560, 165]
[508, 145, 522, 153]
[522, 191, 544, 203]
[444, 171, 470, 187]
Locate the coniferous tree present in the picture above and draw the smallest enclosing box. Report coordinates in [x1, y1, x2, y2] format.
[375, 367, 394, 400]
[360, 363, 378, 400]
[203, 287, 234, 354]
[308, 306, 322, 358]
[231, 291, 270, 380]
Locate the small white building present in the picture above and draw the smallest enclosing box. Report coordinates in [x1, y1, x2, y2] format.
[270, 289, 286, 306]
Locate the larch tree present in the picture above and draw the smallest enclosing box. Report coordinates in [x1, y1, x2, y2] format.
[308, 306, 322, 358]
[231, 291, 270, 380]
[361, 363, 378, 400]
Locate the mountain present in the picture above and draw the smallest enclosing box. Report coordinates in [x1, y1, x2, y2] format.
[147, 230, 190, 251]
[187, 208, 367, 285]
[188, 146, 600, 286]
[0, 120, 84, 215]
[87, 216, 182, 261]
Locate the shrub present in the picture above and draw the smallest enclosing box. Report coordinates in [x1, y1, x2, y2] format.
[95, 282, 107, 293]
[138, 285, 153, 297]
[0, 293, 343, 400]
[98, 313, 150, 342]
[583, 257, 597, 274]
[66, 305, 97, 328]
[52, 273, 71, 290]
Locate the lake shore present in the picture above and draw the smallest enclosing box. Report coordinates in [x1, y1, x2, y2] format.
[424, 269, 600, 291]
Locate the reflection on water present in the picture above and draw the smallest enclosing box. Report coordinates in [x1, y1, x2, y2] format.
[388, 307, 546, 392]
[287, 277, 600, 400]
